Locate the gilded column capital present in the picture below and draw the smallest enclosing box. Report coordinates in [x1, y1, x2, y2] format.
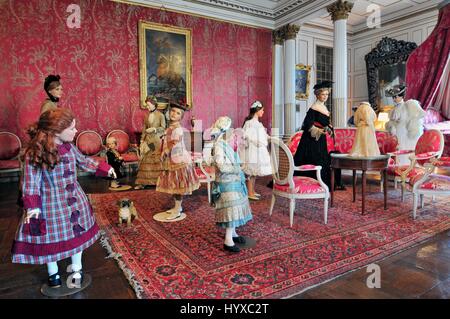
[327, 0, 354, 22]
[272, 29, 284, 45]
[280, 24, 300, 41]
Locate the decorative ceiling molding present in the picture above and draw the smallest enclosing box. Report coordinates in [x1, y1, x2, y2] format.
[119, 0, 442, 31]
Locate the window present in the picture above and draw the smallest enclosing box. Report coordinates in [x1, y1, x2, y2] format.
[316, 46, 333, 111]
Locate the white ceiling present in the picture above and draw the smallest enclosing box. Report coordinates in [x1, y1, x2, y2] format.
[124, 0, 443, 30]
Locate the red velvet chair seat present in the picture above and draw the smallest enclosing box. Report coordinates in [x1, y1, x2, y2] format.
[0, 159, 20, 169]
[121, 153, 139, 162]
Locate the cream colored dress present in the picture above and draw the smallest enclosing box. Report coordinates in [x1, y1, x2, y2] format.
[349, 104, 380, 157]
[135, 110, 166, 185]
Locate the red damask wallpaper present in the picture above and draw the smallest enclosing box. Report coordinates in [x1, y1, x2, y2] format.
[0, 0, 272, 143]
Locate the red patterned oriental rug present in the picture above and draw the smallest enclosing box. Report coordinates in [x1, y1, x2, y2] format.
[90, 184, 450, 299]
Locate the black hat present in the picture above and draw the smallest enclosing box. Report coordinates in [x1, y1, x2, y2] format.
[44, 74, 61, 92]
[169, 102, 191, 112]
[385, 84, 406, 97]
[313, 81, 333, 91]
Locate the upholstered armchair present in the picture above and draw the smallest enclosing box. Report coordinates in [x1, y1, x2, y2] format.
[106, 130, 139, 171]
[387, 129, 445, 200]
[410, 160, 450, 219]
[75, 130, 106, 162]
[269, 137, 329, 227]
[0, 132, 22, 174]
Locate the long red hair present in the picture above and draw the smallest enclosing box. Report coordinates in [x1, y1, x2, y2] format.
[22, 108, 75, 170]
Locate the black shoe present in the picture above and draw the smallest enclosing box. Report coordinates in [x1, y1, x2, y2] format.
[334, 184, 346, 191]
[233, 236, 246, 244]
[223, 244, 240, 253]
[48, 273, 62, 288]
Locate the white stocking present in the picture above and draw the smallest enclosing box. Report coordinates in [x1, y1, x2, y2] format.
[232, 227, 238, 237]
[225, 227, 234, 246]
[47, 261, 59, 278]
[70, 251, 83, 279]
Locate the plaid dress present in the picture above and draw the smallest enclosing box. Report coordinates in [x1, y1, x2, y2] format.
[11, 143, 111, 264]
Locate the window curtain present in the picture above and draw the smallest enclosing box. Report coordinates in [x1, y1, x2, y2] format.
[405, 3, 450, 113]
[434, 57, 450, 118]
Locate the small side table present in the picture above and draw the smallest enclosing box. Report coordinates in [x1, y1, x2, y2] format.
[330, 153, 390, 215]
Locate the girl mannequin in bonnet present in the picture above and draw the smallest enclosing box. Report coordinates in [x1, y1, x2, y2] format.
[210, 116, 252, 253]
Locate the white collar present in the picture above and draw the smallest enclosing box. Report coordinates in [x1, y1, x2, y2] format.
[310, 100, 330, 116]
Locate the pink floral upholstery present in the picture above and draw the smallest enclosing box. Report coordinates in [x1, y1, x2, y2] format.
[415, 130, 443, 155]
[274, 176, 326, 194]
[376, 131, 398, 154]
[288, 132, 303, 154]
[0, 132, 21, 160]
[194, 165, 215, 179]
[432, 157, 450, 167]
[297, 164, 317, 169]
[288, 128, 398, 155]
[387, 165, 425, 178]
[0, 159, 20, 169]
[76, 130, 103, 156]
[409, 174, 450, 190]
[414, 130, 444, 166]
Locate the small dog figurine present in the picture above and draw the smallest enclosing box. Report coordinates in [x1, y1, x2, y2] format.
[117, 198, 138, 226]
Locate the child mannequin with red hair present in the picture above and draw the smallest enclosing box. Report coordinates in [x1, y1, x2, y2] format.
[11, 108, 116, 289]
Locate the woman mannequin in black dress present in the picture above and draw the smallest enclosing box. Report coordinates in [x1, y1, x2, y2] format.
[293, 81, 344, 190]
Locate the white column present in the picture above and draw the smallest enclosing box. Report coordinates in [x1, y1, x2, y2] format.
[327, 0, 353, 128]
[283, 24, 300, 137]
[273, 29, 284, 137]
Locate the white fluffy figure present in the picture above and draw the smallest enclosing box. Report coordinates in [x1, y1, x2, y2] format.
[385, 85, 426, 165]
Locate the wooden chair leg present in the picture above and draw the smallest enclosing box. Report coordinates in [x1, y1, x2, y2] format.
[289, 199, 295, 227]
[401, 181, 405, 202]
[269, 194, 276, 216]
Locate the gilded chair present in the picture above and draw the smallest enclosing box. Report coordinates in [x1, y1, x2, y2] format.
[269, 137, 329, 227]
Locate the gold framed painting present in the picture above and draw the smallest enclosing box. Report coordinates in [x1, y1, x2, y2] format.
[139, 21, 192, 108]
[295, 64, 311, 100]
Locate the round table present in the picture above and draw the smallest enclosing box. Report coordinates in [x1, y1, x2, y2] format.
[330, 153, 390, 215]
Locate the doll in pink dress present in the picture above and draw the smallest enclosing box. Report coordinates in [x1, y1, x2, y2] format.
[156, 103, 200, 220]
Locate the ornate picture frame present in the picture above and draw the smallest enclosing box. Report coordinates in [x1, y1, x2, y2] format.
[295, 64, 311, 100]
[365, 37, 417, 112]
[139, 21, 192, 109]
